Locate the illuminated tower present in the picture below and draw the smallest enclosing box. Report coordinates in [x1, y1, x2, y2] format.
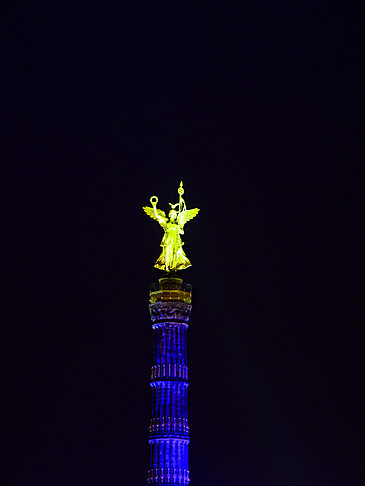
[147, 276, 191, 485]
[143, 181, 199, 485]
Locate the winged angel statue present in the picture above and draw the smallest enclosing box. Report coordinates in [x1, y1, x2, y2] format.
[143, 181, 199, 272]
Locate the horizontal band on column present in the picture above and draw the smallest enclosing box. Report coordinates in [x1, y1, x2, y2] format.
[151, 363, 188, 380]
[150, 380, 189, 388]
[149, 416, 189, 435]
[149, 301, 192, 323]
[147, 467, 190, 485]
[148, 438, 190, 445]
[152, 321, 189, 329]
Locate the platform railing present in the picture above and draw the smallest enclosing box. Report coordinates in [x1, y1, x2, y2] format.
[149, 281, 192, 304]
[149, 283, 192, 304]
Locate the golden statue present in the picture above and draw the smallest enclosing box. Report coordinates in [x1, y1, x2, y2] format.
[143, 181, 199, 272]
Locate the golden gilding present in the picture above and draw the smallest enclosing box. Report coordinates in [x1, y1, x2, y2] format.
[143, 181, 199, 272]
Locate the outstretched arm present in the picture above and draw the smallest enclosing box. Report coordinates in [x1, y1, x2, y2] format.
[150, 196, 165, 226]
[143, 196, 168, 228]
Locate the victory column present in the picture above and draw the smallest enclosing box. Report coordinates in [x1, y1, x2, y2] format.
[143, 182, 199, 485]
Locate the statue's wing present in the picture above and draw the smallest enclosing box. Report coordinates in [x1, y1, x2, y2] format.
[143, 206, 167, 226]
[177, 208, 200, 228]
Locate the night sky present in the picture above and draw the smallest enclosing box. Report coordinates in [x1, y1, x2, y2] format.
[5, 4, 363, 485]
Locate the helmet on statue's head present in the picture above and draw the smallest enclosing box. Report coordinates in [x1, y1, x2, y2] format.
[169, 209, 177, 220]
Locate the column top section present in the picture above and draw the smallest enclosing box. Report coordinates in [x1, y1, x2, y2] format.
[149, 277, 192, 304]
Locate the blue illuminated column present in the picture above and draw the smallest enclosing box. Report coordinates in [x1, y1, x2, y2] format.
[147, 276, 191, 485]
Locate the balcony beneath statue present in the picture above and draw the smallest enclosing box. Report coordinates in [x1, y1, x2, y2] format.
[149, 277, 192, 304]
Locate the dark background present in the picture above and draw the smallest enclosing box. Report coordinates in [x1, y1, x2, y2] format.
[4, 3, 363, 485]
